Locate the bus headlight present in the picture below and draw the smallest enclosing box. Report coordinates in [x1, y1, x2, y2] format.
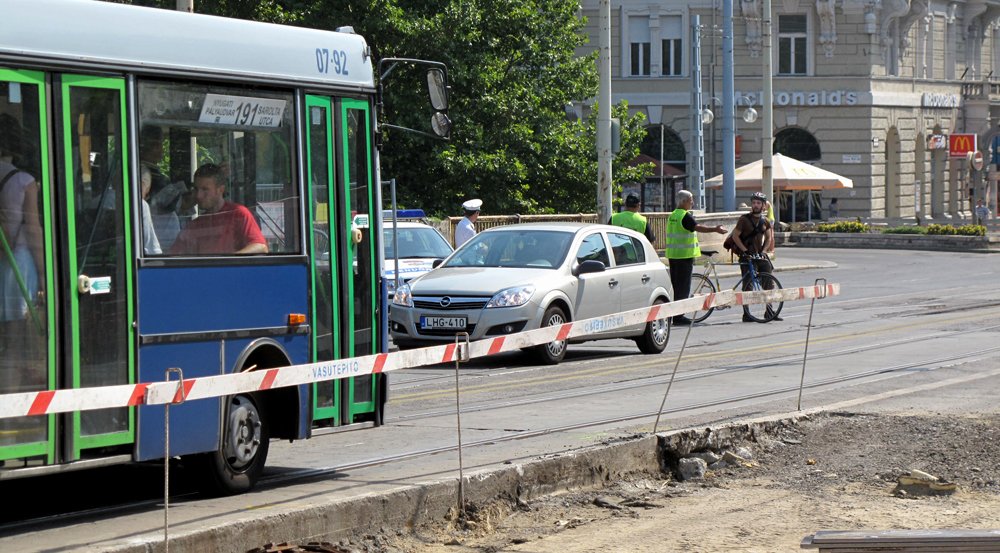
[486, 285, 535, 308]
[393, 283, 413, 307]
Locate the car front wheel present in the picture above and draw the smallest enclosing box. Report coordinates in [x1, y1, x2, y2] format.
[532, 305, 568, 365]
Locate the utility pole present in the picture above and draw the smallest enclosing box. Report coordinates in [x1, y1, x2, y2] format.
[176, 0, 193, 12]
[762, 0, 775, 221]
[690, 16, 706, 210]
[722, 0, 736, 211]
[596, 0, 613, 223]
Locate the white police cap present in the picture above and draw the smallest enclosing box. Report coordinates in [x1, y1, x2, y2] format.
[462, 199, 483, 211]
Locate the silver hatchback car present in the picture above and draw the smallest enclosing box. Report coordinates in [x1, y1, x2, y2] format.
[389, 223, 673, 364]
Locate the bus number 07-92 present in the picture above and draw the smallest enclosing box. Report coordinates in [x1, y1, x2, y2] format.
[315, 48, 350, 76]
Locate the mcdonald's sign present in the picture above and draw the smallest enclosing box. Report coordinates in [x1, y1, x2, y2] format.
[949, 133, 977, 158]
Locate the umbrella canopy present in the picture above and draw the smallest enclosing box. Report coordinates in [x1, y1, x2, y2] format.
[705, 153, 853, 190]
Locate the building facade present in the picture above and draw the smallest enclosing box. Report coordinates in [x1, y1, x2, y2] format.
[576, 0, 1000, 222]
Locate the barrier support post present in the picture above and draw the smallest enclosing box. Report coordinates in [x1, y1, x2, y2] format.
[653, 305, 700, 434]
[453, 332, 471, 513]
[162, 367, 186, 553]
[797, 278, 827, 410]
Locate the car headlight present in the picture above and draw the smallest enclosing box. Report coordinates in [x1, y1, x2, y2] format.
[393, 283, 413, 307]
[486, 285, 535, 308]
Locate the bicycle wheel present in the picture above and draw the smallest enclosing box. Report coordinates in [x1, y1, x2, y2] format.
[742, 272, 783, 323]
[684, 273, 716, 323]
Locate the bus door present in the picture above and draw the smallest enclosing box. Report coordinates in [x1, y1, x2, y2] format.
[0, 69, 56, 465]
[338, 99, 378, 423]
[305, 95, 341, 426]
[338, 99, 382, 422]
[57, 75, 135, 459]
[306, 96, 379, 426]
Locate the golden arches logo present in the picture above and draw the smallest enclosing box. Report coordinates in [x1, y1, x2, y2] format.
[949, 134, 976, 158]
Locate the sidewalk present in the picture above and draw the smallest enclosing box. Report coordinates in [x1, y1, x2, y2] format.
[660, 251, 837, 279]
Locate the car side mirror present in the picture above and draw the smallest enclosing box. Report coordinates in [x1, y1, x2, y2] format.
[432, 259, 444, 268]
[573, 259, 606, 276]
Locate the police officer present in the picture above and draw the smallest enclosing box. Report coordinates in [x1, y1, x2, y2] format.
[665, 190, 726, 325]
[609, 193, 655, 243]
[455, 198, 482, 248]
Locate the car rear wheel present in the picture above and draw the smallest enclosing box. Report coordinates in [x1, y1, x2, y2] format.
[532, 305, 568, 365]
[636, 298, 670, 354]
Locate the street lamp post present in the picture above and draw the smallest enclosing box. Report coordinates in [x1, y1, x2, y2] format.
[703, 95, 758, 208]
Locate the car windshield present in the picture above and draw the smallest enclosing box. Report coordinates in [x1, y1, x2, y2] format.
[384, 227, 453, 259]
[444, 230, 573, 269]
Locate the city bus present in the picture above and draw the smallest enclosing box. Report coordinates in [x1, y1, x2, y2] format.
[0, 0, 447, 493]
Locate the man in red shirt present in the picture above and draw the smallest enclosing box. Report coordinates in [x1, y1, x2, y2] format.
[169, 164, 268, 255]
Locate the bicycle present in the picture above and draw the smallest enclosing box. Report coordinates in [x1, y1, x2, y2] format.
[682, 250, 783, 323]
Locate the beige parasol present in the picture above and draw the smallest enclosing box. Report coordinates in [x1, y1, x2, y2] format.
[705, 153, 853, 190]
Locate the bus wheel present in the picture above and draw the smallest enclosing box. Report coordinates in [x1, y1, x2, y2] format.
[198, 393, 269, 495]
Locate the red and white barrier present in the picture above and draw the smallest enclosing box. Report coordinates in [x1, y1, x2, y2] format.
[0, 283, 839, 419]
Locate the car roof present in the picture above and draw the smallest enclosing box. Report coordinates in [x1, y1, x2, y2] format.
[480, 222, 630, 235]
[384, 221, 436, 229]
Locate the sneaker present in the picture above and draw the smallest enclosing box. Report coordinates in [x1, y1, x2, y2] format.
[672, 317, 692, 326]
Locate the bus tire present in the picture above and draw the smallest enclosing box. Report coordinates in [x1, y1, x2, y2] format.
[198, 393, 269, 495]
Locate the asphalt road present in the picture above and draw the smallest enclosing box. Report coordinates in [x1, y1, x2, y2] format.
[3, 247, 999, 552]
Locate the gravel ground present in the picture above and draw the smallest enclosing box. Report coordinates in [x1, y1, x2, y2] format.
[326, 411, 1000, 553]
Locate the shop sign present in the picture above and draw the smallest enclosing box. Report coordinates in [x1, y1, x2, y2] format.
[738, 90, 859, 107]
[927, 134, 948, 150]
[949, 134, 977, 158]
[842, 154, 862, 164]
[922, 93, 960, 108]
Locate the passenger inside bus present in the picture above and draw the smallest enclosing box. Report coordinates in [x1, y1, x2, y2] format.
[140, 126, 185, 250]
[139, 166, 162, 255]
[168, 163, 268, 255]
[0, 112, 45, 392]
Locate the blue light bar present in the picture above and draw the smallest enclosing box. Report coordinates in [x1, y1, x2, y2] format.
[382, 209, 426, 219]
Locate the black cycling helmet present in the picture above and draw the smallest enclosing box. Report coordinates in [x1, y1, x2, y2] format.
[750, 191, 767, 202]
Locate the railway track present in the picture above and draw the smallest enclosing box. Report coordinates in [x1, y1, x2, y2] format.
[3, 308, 999, 535]
[0, 280, 1000, 543]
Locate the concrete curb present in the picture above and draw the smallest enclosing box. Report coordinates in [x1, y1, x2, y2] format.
[105, 435, 666, 553]
[782, 231, 1000, 253]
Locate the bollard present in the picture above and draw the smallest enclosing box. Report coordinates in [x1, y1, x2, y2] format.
[453, 332, 471, 514]
[163, 367, 186, 553]
[797, 278, 827, 411]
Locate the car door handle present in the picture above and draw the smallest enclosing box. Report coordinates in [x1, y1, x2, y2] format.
[641, 274, 651, 283]
[608, 279, 619, 288]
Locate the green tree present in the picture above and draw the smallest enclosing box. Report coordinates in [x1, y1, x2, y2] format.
[123, 0, 652, 216]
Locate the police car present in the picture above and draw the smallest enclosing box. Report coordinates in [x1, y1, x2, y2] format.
[383, 210, 454, 299]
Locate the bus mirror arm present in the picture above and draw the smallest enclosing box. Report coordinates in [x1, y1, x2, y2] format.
[377, 57, 451, 142]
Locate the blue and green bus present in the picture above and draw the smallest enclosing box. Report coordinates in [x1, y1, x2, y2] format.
[0, 0, 446, 493]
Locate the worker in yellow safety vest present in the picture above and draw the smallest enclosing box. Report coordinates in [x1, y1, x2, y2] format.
[608, 193, 655, 243]
[665, 190, 726, 326]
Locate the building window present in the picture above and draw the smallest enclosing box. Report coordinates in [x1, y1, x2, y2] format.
[629, 16, 651, 76]
[661, 16, 683, 76]
[778, 14, 808, 75]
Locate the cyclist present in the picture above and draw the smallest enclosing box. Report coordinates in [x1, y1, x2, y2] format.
[665, 189, 726, 326]
[732, 191, 780, 321]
